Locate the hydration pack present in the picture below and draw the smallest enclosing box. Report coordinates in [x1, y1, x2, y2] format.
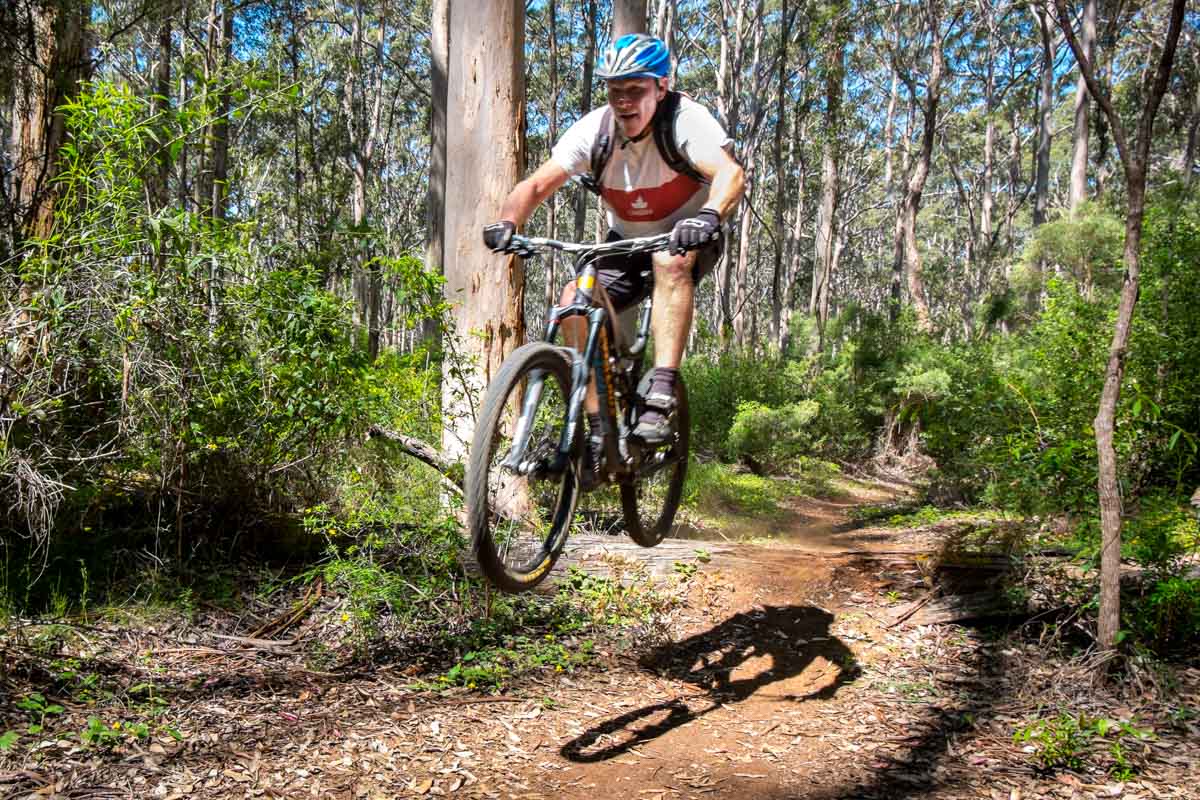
[578, 90, 709, 195]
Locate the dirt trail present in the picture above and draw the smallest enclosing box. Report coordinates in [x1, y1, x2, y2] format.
[4, 482, 1197, 799]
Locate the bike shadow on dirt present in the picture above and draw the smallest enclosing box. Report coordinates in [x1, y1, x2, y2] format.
[560, 605, 858, 763]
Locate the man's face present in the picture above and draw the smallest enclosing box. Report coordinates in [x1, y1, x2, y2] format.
[606, 77, 667, 139]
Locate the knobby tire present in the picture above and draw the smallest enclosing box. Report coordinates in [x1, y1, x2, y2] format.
[467, 342, 579, 592]
[621, 380, 689, 547]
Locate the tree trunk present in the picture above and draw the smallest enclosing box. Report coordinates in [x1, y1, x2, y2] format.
[7, 0, 88, 371]
[882, 0, 901, 195]
[151, 13, 173, 214]
[194, 0, 218, 216]
[980, 2, 996, 260]
[344, 2, 389, 359]
[442, 0, 526, 462]
[900, 0, 944, 335]
[426, 0, 449, 276]
[1032, 1, 1054, 228]
[811, 17, 845, 352]
[1006, 105, 1021, 256]
[177, 0, 191, 212]
[545, 0, 560, 313]
[770, 0, 790, 348]
[655, 0, 677, 81]
[574, 0, 597, 243]
[889, 94, 915, 323]
[1183, 62, 1200, 190]
[733, 173, 754, 344]
[209, 4, 232, 222]
[731, 0, 764, 346]
[1068, 0, 1097, 213]
[1052, 0, 1187, 655]
[9, 0, 88, 244]
[612, 0, 647, 37]
[781, 110, 808, 351]
[288, 0, 304, 245]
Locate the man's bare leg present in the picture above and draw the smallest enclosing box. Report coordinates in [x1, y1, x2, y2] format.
[558, 280, 600, 414]
[650, 250, 697, 369]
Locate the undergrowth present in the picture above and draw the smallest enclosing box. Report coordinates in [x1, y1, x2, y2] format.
[1013, 711, 1155, 779]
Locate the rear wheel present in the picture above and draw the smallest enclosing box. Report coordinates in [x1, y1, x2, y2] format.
[466, 343, 580, 592]
[621, 380, 689, 547]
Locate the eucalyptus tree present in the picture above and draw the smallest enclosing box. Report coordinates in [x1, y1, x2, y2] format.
[5, 0, 90, 377]
[811, 0, 848, 352]
[440, 0, 527, 462]
[1053, 0, 1188, 656]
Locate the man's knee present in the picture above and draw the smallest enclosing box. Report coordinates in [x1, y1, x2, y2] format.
[652, 251, 697, 285]
[559, 280, 577, 305]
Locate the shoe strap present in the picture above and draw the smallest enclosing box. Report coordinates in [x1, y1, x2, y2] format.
[642, 391, 677, 413]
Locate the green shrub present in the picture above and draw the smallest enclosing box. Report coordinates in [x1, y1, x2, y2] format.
[682, 349, 797, 456]
[682, 459, 793, 518]
[1014, 712, 1154, 777]
[1018, 202, 1125, 296]
[1125, 493, 1199, 578]
[1127, 577, 1200, 655]
[0, 80, 449, 613]
[725, 400, 820, 470]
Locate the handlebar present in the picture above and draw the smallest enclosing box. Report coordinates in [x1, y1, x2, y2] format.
[506, 232, 673, 260]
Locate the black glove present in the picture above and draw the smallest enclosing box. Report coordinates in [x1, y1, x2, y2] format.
[482, 220, 517, 253]
[669, 208, 721, 255]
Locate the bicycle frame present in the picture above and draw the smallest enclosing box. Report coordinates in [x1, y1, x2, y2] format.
[500, 234, 668, 483]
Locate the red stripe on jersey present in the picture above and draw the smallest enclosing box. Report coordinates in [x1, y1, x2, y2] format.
[601, 173, 703, 223]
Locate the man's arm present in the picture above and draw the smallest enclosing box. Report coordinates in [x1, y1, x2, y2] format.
[497, 160, 573, 227]
[691, 146, 745, 221]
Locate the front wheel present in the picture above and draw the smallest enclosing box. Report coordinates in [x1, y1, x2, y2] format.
[621, 380, 689, 547]
[466, 342, 580, 592]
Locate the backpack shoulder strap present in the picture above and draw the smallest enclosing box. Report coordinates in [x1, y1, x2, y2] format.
[580, 108, 614, 196]
[653, 91, 708, 185]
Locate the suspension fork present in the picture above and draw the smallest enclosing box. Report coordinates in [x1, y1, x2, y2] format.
[497, 299, 594, 475]
[498, 307, 570, 474]
[555, 307, 609, 461]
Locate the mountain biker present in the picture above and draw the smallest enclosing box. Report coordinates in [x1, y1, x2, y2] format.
[482, 33, 744, 485]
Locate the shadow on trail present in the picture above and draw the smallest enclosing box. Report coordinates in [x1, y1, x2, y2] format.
[561, 605, 858, 763]
[790, 633, 1006, 800]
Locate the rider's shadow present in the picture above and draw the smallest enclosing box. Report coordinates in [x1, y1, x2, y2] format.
[561, 605, 858, 762]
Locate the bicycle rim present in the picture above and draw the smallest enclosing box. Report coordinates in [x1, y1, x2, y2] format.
[467, 343, 579, 592]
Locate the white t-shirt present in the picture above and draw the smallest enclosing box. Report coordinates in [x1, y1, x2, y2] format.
[551, 95, 732, 238]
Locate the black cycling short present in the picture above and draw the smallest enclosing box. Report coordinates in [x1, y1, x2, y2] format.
[587, 230, 723, 313]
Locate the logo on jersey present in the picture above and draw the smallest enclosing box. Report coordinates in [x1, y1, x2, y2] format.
[602, 173, 702, 222]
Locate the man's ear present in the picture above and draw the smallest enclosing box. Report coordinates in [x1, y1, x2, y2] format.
[656, 78, 669, 101]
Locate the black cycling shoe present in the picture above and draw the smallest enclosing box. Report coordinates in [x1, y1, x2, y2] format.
[631, 391, 676, 446]
[579, 433, 605, 492]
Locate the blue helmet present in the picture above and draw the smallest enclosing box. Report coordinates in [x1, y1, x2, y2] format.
[597, 34, 670, 81]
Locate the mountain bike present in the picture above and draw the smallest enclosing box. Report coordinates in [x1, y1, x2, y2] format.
[465, 233, 690, 593]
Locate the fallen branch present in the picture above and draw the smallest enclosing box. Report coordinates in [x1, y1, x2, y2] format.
[903, 590, 1027, 626]
[250, 577, 323, 639]
[888, 589, 940, 628]
[211, 633, 297, 652]
[367, 425, 463, 497]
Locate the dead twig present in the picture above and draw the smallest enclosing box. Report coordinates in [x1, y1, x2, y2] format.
[250, 577, 323, 639]
[367, 425, 463, 497]
[887, 588, 940, 628]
